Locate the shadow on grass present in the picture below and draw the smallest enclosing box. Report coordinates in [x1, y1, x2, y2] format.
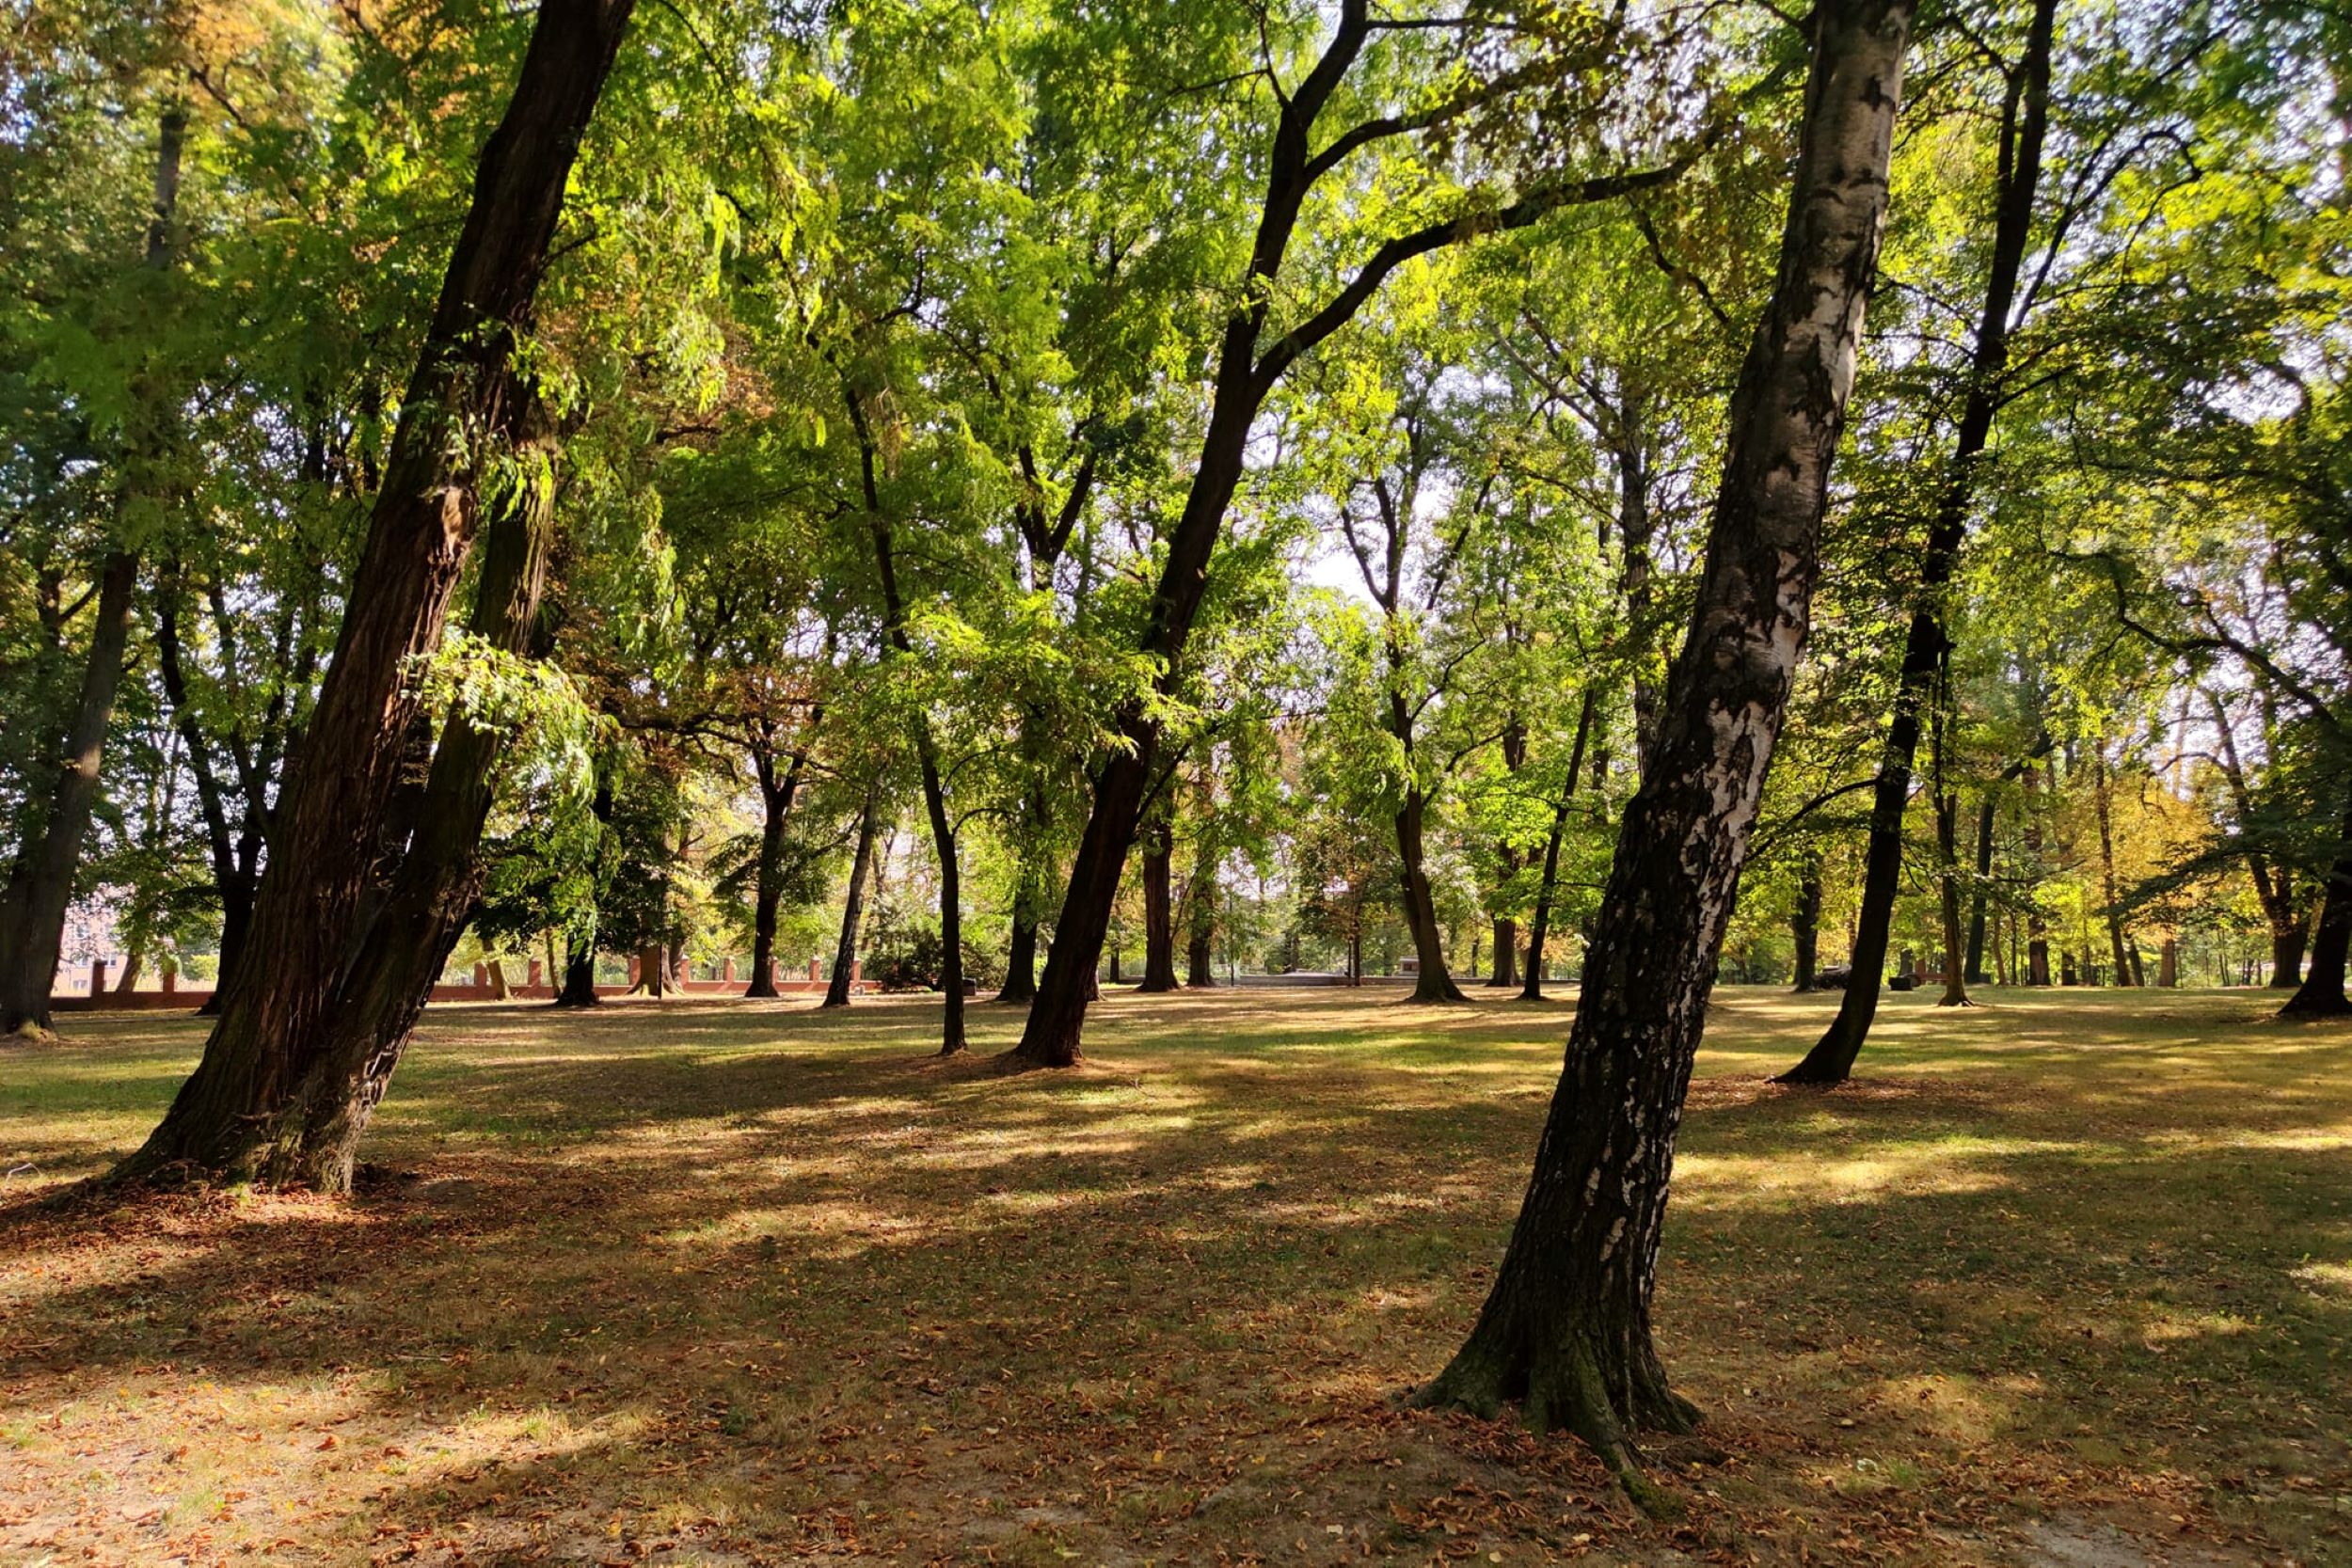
[1, 987, 2345, 1564]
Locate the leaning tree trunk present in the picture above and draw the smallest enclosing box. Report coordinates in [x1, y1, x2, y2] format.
[1520, 689, 1595, 1003]
[1137, 830, 1178, 992]
[260, 396, 557, 1193]
[113, 0, 637, 1185]
[0, 103, 183, 1037]
[1397, 789, 1467, 1002]
[914, 739, 966, 1054]
[1417, 0, 1914, 1489]
[0, 550, 139, 1037]
[822, 790, 880, 1009]
[2279, 800, 2352, 1018]
[1776, 0, 2052, 1085]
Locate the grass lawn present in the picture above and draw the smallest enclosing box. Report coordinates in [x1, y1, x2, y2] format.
[1, 986, 2345, 1566]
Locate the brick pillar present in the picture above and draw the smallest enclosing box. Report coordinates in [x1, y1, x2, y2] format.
[90, 958, 107, 997]
[161, 962, 177, 995]
[850, 958, 861, 983]
[472, 961, 489, 989]
[809, 958, 820, 982]
[528, 958, 544, 988]
[722, 956, 735, 982]
[627, 955, 641, 986]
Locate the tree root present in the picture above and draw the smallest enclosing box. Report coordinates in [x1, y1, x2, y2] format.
[1413, 1336, 1700, 1519]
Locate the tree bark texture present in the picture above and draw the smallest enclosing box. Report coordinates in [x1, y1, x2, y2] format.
[114, 0, 636, 1184]
[1417, 0, 1914, 1481]
[1138, 830, 1178, 992]
[1776, 0, 2052, 1084]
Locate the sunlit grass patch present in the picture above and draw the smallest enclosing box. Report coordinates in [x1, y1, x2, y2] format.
[0, 985, 2345, 1565]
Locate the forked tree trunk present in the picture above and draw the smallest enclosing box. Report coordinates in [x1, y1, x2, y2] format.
[1397, 788, 1467, 1001]
[113, 0, 637, 1186]
[1775, 0, 2052, 1085]
[1138, 832, 1178, 992]
[261, 397, 559, 1193]
[1417, 0, 1913, 1485]
[822, 790, 879, 1009]
[2279, 799, 2352, 1018]
[1520, 689, 1595, 1002]
[1936, 786, 1970, 1006]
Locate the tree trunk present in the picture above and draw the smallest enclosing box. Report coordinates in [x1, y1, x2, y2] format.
[1775, 0, 2053, 1085]
[0, 550, 139, 1037]
[555, 938, 600, 1007]
[2094, 754, 2135, 986]
[255, 394, 559, 1193]
[1520, 689, 1595, 1002]
[552, 773, 613, 1009]
[114, 0, 637, 1185]
[1397, 787, 1466, 1002]
[1936, 786, 1970, 1006]
[998, 913, 1040, 1003]
[1138, 830, 1178, 991]
[744, 737, 812, 999]
[822, 790, 880, 1009]
[1791, 854, 1823, 990]
[1184, 832, 1217, 988]
[2023, 761, 2052, 985]
[2279, 799, 2352, 1018]
[1417, 0, 1913, 1483]
[1489, 917, 1519, 989]
[0, 103, 182, 1037]
[1963, 790, 1995, 982]
[2157, 937, 2177, 988]
[2270, 908, 2309, 990]
[915, 739, 966, 1054]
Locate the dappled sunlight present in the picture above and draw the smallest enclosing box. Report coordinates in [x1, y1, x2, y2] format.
[3, 987, 2347, 1563]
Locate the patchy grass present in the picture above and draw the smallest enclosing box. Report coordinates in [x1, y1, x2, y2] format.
[0, 985, 2345, 1566]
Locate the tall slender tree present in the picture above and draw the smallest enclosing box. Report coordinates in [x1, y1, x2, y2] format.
[1417, 0, 1915, 1487]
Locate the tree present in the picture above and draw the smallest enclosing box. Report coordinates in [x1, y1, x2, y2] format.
[115, 0, 639, 1189]
[1018, 0, 1720, 1063]
[1417, 0, 1916, 1488]
[1778, 0, 2058, 1083]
